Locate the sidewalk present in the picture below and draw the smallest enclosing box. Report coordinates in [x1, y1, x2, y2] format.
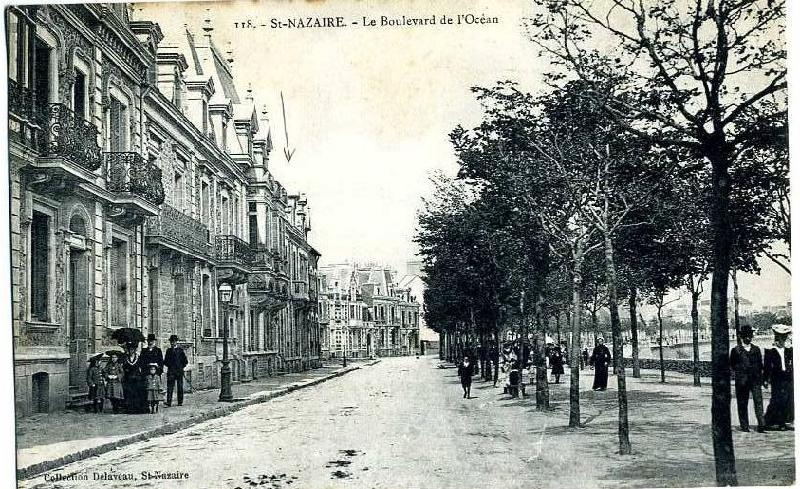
[16, 359, 378, 479]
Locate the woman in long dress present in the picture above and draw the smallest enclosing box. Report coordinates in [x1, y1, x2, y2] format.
[121, 343, 148, 414]
[550, 346, 565, 384]
[764, 324, 794, 430]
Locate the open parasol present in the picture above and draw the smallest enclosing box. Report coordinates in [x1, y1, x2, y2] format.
[110, 327, 145, 346]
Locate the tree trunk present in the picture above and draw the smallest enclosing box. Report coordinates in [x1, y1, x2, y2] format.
[709, 147, 736, 486]
[691, 289, 701, 387]
[569, 255, 584, 427]
[604, 234, 631, 455]
[535, 292, 550, 410]
[629, 287, 640, 378]
[732, 268, 741, 346]
[658, 300, 665, 383]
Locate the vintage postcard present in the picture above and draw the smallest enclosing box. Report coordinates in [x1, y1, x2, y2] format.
[3, 0, 793, 487]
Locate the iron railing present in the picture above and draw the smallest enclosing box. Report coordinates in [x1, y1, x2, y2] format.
[145, 203, 211, 257]
[41, 103, 102, 171]
[105, 152, 165, 205]
[215, 235, 254, 266]
[8, 78, 34, 120]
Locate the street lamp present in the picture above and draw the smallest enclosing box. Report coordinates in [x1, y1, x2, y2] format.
[218, 282, 234, 402]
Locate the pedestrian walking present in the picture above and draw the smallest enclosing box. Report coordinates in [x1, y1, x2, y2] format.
[590, 337, 611, 391]
[457, 356, 473, 399]
[730, 325, 765, 432]
[145, 363, 163, 414]
[550, 345, 565, 384]
[103, 351, 125, 414]
[764, 324, 794, 431]
[164, 334, 189, 407]
[581, 347, 589, 370]
[86, 353, 106, 413]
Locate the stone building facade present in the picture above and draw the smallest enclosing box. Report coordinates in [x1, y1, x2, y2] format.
[7, 4, 321, 417]
[318, 263, 420, 359]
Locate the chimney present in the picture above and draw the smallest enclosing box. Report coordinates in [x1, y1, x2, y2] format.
[202, 9, 213, 42]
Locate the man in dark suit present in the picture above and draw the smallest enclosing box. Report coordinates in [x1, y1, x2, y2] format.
[590, 337, 611, 390]
[140, 333, 164, 375]
[164, 334, 189, 406]
[730, 325, 765, 432]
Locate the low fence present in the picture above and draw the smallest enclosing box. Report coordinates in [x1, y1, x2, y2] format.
[622, 357, 712, 377]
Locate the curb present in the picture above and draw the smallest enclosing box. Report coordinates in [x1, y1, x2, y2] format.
[18, 363, 373, 480]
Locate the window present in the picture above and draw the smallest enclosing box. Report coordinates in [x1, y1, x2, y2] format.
[174, 172, 184, 211]
[34, 37, 52, 109]
[73, 70, 86, 120]
[249, 214, 258, 246]
[201, 181, 210, 225]
[201, 99, 208, 134]
[30, 211, 50, 321]
[174, 275, 186, 339]
[222, 120, 228, 150]
[249, 311, 257, 351]
[7, 11, 28, 85]
[109, 238, 129, 328]
[221, 195, 229, 234]
[202, 275, 212, 336]
[108, 96, 127, 152]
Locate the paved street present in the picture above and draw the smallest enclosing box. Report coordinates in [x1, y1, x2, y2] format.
[20, 356, 794, 489]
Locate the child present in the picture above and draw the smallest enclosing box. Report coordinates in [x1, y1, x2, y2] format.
[86, 354, 105, 413]
[104, 351, 124, 414]
[146, 363, 162, 413]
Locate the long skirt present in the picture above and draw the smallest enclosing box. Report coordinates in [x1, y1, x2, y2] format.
[765, 374, 794, 426]
[593, 365, 609, 389]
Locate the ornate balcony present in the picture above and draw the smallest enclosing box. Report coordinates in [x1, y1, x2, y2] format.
[251, 245, 273, 270]
[145, 203, 212, 259]
[248, 274, 289, 312]
[104, 152, 164, 222]
[215, 235, 253, 284]
[16, 98, 105, 195]
[292, 281, 309, 301]
[42, 104, 102, 171]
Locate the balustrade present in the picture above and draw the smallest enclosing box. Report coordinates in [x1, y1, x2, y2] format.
[145, 203, 211, 257]
[215, 235, 254, 266]
[105, 152, 165, 205]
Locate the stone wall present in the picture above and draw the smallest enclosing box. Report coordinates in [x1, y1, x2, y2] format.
[622, 357, 712, 377]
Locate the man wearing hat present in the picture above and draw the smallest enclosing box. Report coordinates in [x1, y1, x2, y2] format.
[164, 334, 189, 407]
[764, 324, 794, 430]
[730, 325, 765, 432]
[140, 333, 164, 376]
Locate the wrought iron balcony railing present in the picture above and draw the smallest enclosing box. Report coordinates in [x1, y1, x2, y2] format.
[215, 235, 254, 266]
[105, 152, 165, 205]
[145, 203, 211, 257]
[39, 103, 102, 171]
[250, 245, 273, 268]
[8, 78, 34, 121]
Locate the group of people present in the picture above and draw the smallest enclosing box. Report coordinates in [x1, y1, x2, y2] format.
[85, 334, 189, 414]
[730, 324, 794, 432]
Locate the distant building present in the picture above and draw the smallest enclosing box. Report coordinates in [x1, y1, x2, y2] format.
[318, 263, 420, 358]
[397, 263, 438, 354]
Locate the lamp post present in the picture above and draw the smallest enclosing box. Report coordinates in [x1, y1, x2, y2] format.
[218, 282, 234, 402]
[342, 325, 348, 367]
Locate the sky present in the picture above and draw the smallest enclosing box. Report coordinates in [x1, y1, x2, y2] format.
[134, 0, 791, 308]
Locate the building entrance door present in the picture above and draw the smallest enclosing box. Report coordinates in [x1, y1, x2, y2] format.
[68, 250, 90, 392]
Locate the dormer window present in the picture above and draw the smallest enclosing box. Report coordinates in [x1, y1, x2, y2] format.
[201, 99, 208, 135]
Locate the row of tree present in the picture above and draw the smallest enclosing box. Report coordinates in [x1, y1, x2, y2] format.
[416, 1, 787, 485]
